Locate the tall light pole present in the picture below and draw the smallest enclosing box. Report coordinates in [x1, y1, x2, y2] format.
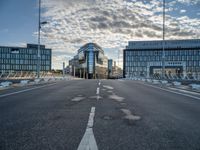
[37, 0, 41, 78]
[37, 0, 47, 78]
[118, 49, 120, 67]
[162, 0, 166, 80]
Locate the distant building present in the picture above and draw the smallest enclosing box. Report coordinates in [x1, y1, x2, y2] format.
[108, 59, 113, 78]
[123, 39, 200, 79]
[107, 59, 123, 78]
[0, 44, 52, 75]
[69, 43, 109, 79]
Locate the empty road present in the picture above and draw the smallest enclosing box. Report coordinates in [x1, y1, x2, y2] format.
[0, 79, 200, 150]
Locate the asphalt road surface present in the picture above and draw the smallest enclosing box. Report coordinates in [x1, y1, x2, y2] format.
[0, 79, 200, 150]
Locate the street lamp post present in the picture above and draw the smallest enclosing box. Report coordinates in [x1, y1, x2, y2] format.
[37, 0, 47, 78]
[162, 0, 166, 80]
[37, 0, 41, 79]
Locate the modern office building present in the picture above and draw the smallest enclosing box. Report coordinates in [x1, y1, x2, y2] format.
[123, 39, 200, 79]
[0, 44, 52, 75]
[107, 59, 123, 78]
[69, 43, 109, 79]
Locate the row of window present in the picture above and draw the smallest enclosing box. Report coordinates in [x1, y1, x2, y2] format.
[0, 65, 50, 71]
[0, 59, 50, 65]
[125, 49, 200, 56]
[126, 55, 200, 62]
[88, 50, 94, 73]
[0, 54, 50, 60]
[125, 61, 200, 67]
[125, 67, 200, 73]
[0, 48, 51, 55]
[128, 40, 200, 47]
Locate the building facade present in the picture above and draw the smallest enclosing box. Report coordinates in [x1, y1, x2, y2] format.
[108, 59, 113, 78]
[123, 39, 200, 79]
[69, 43, 108, 79]
[0, 44, 52, 75]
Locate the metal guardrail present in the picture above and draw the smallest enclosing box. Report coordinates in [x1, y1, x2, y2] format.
[0, 75, 76, 90]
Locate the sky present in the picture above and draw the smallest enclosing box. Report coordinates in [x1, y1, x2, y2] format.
[0, 0, 200, 69]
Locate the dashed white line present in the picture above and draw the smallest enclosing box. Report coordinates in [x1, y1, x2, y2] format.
[77, 107, 98, 150]
[0, 83, 57, 98]
[97, 95, 100, 101]
[96, 87, 100, 95]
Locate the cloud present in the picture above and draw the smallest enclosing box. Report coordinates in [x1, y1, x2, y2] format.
[180, 9, 187, 13]
[177, 0, 200, 5]
[39, 0, 200, 69]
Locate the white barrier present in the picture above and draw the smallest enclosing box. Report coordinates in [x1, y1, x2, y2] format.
[0, 81, 12, 87]
[189, 84, 200, 90]
[141, 79, 146, 82]
[152, 80, 160, 84]
[20, 80, 29, 85]
[172, 81, 181, 86]
[44, 78, 50, 82]
[146, 79, 152, 83]
[34, 79, 41, 84]
[161, 80, 168, 84]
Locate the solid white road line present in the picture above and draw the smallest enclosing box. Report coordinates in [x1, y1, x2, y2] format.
[139, 82, 200, 100]
[0, 83, 56, 98]
[77, 107, 98, 150]
[96, 87, 100, 95]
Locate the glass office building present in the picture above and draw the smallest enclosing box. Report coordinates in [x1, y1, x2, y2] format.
[123, 39, 200, 79]
[0, 44, 52, 74]
[69, 43, 108, 79]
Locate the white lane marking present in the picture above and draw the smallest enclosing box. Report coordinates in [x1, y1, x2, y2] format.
[71, 97, 85, 102]
[97, 95, 100, 101]
[89, 96, 102, 99]
[121, 109, 141, 121]
[109, 94, 124, 102]
[78, 107, 98, 150]
[0, 83, 56, 98]
[103, 85, 114, 90]
[96, 87, 100, 95]
[139, 82, 200, 100]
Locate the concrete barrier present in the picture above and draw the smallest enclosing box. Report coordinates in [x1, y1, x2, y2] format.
[152, 80, 160, 84]
[189, 84, 200, 90]
[146, 79, 152, 83]
[141, 79, 146, 82]
[44, 78, 50, 82]
[34, 79, 41, 84]
[161, 80, 168, 84]
[20, 80, 29, 85]
[0, 81, 12, 87]
[172, 81, 181, 86]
